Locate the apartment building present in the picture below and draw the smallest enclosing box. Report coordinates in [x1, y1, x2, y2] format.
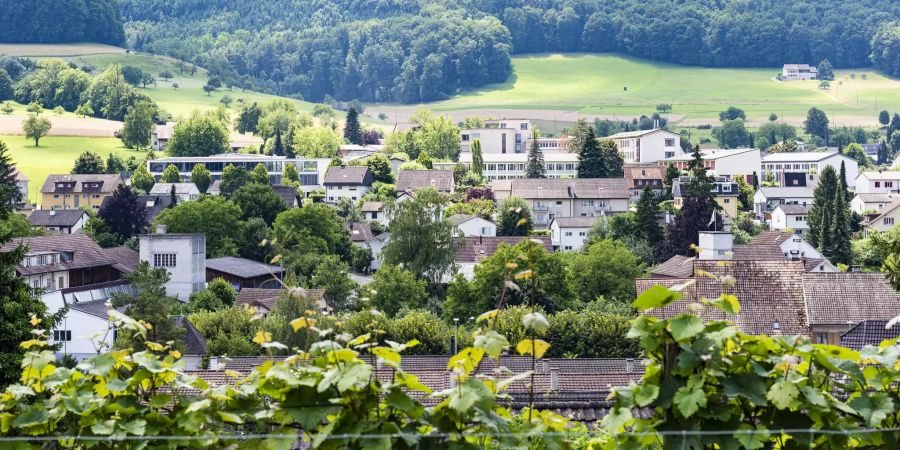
[761, 150, 858, 188]
[662, 148, 761, 182]
[608, 129, 683, 163]
[139, 225, 206, 300]
[491, 178, 631, 227]
[854, 171, 900, 194]
[460, 119, 532, 154]
[40, 174, 123, 211]
[672, 176, 740, 219]
[147, 154, 330, 192]
[458, 152, 580, 180]
[550, 217, 597, 252]
[752, 185, 815, 219]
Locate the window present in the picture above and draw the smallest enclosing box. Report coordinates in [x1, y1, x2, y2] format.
[665, 138, 675, 146]
[564, 246, 572, 250]
[520, 122, 528, 130]
[564, 231, 573, 236]
[888, 182, 894, 188]
[53, 330, 72, 342]
[886, 217, 895, 226]
[876, 182, 881, 188]
[723, 198, 730, 203]
[579, 231, 586, 236]
[371, 212, 378, 219]
[665, 151, 675, 158]
[461, 134, 470, 142]
[153, 253, 177, 268]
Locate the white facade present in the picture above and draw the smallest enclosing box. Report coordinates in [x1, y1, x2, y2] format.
[752, 186, 815, 219]
[325, 184, 371, 204]
[851, 193, 899, 215]
[139, 227, 205, 300]
[761, 151, 859, 188]
[451, 216, 497, 237]
[854, 172, 900, 194]
[608, 129, 682, 163]
[663, 148, 761, 180]
[149, 183, 201, 202]
[862, 203, 900, 235]
[549, 218, 596, 252]
[770, 206, 809, 235]
[460, 119, 533, 154]
[459, 152, 580, 180]
[697, 232, 734, 260]
[148, 155, 330, 192]
[368, 233, 390, 272]
[782, 64, 818, 80]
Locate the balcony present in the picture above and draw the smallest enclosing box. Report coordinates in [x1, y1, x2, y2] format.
[533, 205, 549, 211]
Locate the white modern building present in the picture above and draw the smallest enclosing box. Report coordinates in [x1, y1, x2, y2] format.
[149, 183, 201, 202]
[459, 152, 580, 180]
[770, 204, 810, 235]
[662, 148, 761, 182]
[782, 64, 818, 80]
[460, 119, 534, 154]
[854, 171, 900, 194]
[761, 150, 859, 188]
[550, 217, 597, 252]
[608, 129, 683, 163]
[851, 193, 899, 215]
[447, 214, 496, 237]
[139, 225, 206, 300]
[147, 154, 330, 192]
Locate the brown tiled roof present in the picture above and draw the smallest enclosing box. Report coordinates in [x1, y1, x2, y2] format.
[103, 246, 139, 273]
[623, 165, 664, 189]
[636, 260, 809, 336]
[361, 201, 383, 212]
[571, 178, 632, 199]
[748, 231, 795, 247]
[396, 170, 454, 192]
[0, 234, 121, 276]
[41, 174, 123, 194]
[840, 320, 900, 350]
[324, 166, 373, 186]
[453, 236, 552, 263]
[802, 273, 900, 327]
[346, 222, 373, 242]
[731, 244, 785, 260]
[650, 255, 695, 278]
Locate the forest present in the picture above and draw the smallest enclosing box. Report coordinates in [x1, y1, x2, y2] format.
[1, 0, 124, 45]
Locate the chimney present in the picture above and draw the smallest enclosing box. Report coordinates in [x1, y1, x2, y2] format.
[625, 358, 635, 373]
[449, 373, 457, 388]
[697, 232, 733, 260]
[550, 368, 559, 391]
[49, 210, 56, 216]
[375, 358, 383, 370]
[541, 360, 550, 373]
[156, 224, 167, 235]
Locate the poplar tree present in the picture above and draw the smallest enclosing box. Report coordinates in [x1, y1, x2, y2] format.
[826, 187, 853, 265]
[807, 165, 838, 250]
[471, 139, 484, 178]
[524, 131, 546, 178]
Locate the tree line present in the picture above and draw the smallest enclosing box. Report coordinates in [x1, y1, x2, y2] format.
[1, 0, 124, 45]
[118, 0, 900, 103]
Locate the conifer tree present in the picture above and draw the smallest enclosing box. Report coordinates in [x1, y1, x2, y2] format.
[577, 127, 603, 178]
[658, 146, 720, 259]
[634, 187, 663, 246]
[343, 107, 363, 145]
[838, 161, 850, 202]
[471, 139, 484, 178]
[251, 162, 270, 185]
[807, 165, 838, 250]
[826, 187, 853, 265]
[524, 131, 546, 178]
[161, 164, 181, 183]
[878, 140, 889, 165]
[169, 184, 179, 208]
[272, 129, 285, 156]
[598, 139, 624, 177]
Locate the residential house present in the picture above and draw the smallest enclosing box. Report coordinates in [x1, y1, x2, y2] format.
[447, 214, 496, 237]
[149, 182, 200, 202]
[138, 225, 206, 300]
[623, 165, 665, 200]
[752, 185, 815, 219]
[854, 171, 900, 194]
[636, 258, 899, 344]
[782, 64, 818, 80]
[662, 148, 761, 181]
[324, 166, 374, 204]
[840, 320, 900, 350]
[151, 122, 175, 151]
[0, 234, 136, 293]
[761, 150, 859, 188]
[452, 236, 553, 281]
[236, 288, 326, 318]
[770, 204, 809, 235]
[458, 152, 580, 180]
[347, 222, 374, 248]
[491, 178, 631, 227]
[206, 256, 284, 290]
[608, 129, 683, 163]
[13, 168, 29, 205]
[733, 230, 836, 272]
[860, 143, 882, 160]
[549, 216, 597, 252]
[672, 176, 740, 219]
[27, 210, 88, 234]
[396, 170, 454, 194]
[851, 192, 898, 215]
[41, 174, 123, 211]
[361, 201, 388, 227]
[860, 200, 900, 235]
[271, 185, 300, 208]
[148, 154, 330, 193]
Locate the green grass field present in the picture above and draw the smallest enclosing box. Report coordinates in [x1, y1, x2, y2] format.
[0, 134, 139, 204]
[418, 53, 900, 127]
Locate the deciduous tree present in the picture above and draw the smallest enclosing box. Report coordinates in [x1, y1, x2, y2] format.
[497, 196, 533, 236]
[160, 164, 181, 183]
[71, 151, 105, 174]
[382, 187, 455, 283]
[190, 163, 211, 194]
[121, 100, 154, 149]
[98, 185, 148, 241]
[167, 113, 229, 157]
[23, 115, 51, 146]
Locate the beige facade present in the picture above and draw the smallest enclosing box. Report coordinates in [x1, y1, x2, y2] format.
[40, 174, 123, 211]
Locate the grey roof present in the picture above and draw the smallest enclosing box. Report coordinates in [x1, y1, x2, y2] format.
[271, 185, 299, 207]
[840, 320, 900, 350]
[41, 174, 123, 194]
[747, 230, 794, 246]
[650, 255, 695, 278]
[69, 298, 118, 319]
[103, 247, 139, 273]
[206, 256, 284, 279]
[361, 201, 383, 212]
[571, 178, 632, 199]
[762, 151, 848, 163]
[346, 222, 373, 242]
[446, 214, 477, 226]
[802, 272, 900, 327]
[0, 234, 120, 276]
[236, 287, 325, 311]
[505, 178, 631, 200]
[774, 204, 809, 215]
[174, 316, 208, 355]
[757, 186, 815, 199]
[551, 217, 598, 228]
[324, 166, 373, 186]
[853, 193, 899, 203]
[607, 128, 677, 139]
[149, 183, 198, 195]
[27, 210, 86, 227]
[396, 170, 454, 192]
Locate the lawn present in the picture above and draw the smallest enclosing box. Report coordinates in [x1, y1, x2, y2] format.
[0, 134, 140, 204]
[411, 53, 900, 127]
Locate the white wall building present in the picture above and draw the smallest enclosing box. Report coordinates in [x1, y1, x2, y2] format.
[851, 193, 899, 215]
[770, 205, 810, 235]
[361, 201, 389, 227]
[460, 119, 533, 154]
[148, 154, 330, 193]
[459, 152, 580, 181]
[782, 64, 818, 80]
[323, 166, 374, 204]
[861, 201, 900, 235]
[761, 150, 859, 188]
[608, 129, 683, 163]
[149, 183, 201, 202]
[752, 185, 815, 219]
[549, 217, 596, 252]
[854, 171, 900, 194]
[139, 226, 205, 300]
[448, 214, 496, 237]
[662, 148, 761, 181]
[491, 178, 631, 227]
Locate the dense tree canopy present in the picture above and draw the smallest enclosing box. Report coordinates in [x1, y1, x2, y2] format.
[1, 0, 124, 45]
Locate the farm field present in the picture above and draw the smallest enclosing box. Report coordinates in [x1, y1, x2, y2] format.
[0, 134, 139, 204]
[371, 53, 900, 128]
